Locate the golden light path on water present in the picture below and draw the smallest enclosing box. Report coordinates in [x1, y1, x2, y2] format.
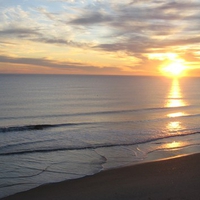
[164, 78, 187, 150]
[165, 79, 186, 108]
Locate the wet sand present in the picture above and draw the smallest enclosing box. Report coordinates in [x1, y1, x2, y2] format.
[2, 153, 200, 200]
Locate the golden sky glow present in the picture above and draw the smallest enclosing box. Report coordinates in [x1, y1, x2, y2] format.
[1, 0, 200, 75]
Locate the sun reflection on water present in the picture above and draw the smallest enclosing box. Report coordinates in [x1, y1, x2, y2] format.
[165, 79, 186, 108]
[167, 112, 186, 118]
[166, 141, 181, 149]
[165, 79, 187, 133]
[163, 141, 188, 150]
[162, 140, 189, 150]
[167, 121, 183, 132]
[159, 79, 190, 154]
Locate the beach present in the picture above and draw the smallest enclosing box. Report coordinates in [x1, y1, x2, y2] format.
[2, 153, 200, 200]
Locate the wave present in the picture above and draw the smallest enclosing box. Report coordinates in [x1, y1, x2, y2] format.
[0, 122, 92, 133]
[0, 131, 199, 157]
[1, 110, 200, 134]
[0, 105, 195, 121]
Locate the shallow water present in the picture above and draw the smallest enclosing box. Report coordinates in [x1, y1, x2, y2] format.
[0, 75, 200, 198]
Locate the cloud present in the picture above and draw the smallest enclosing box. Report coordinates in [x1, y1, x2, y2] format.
[66, 0, 194, 51]
[0, 55, 86, 69]
[95, 39, 149, 54]
[70, 11, 113, 25]
[0, 28, 41, 38]
[32, 37, 93, 48]
[0, 55, 124, 74]
[1, 0, 200, 75]
[183, 52, 200, 62]
[158, 1, 200, 10]
[160, 37, 200, 48]
[37, 7, 59, 21]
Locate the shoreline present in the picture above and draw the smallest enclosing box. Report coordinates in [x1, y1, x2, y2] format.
[2, 153, 200, 200]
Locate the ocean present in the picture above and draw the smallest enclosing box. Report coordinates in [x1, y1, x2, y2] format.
[0, 74, 200, 198]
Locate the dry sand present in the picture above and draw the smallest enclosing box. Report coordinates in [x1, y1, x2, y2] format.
[1, 153, 200, 200]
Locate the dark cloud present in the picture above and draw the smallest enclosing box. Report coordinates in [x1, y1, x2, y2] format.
[94, 31, 163, 55]
[158, 1, 200, 10]
[70, 12, 113, 25]
[0, 27, 90, 48]
[117, 6, 182, 22]
[66, 0, 189, 53]
[32, 37, 91, 48]
[95, 35, 200, 58]
[0, 55, 124, 74]
[0, 28, 41, 38]
[68, 1, 185, 28]
[0, 55, 86, 69]
[96, 41, 149, 54]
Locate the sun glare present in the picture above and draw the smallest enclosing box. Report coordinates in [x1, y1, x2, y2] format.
[161, 62, 186, 77]
[159, 54, 188, 77]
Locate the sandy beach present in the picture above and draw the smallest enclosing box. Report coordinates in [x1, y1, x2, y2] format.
[1, 153, 200, 200]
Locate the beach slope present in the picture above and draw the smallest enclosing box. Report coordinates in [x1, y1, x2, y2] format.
[2, 153, 200, 200]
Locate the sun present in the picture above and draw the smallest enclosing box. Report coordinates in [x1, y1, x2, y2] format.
[161, 62, 187, 77]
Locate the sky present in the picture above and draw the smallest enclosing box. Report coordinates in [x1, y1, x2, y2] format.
[0, 0, 200, 76]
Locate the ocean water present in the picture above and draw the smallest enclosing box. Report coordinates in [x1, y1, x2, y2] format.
[0, 74, 200, 198]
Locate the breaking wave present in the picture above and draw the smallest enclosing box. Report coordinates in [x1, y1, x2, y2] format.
[0, 131, 199, 156]
[0, 122, 92, 133]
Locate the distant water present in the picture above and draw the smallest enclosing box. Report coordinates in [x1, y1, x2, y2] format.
[0, 75, 200, 198]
